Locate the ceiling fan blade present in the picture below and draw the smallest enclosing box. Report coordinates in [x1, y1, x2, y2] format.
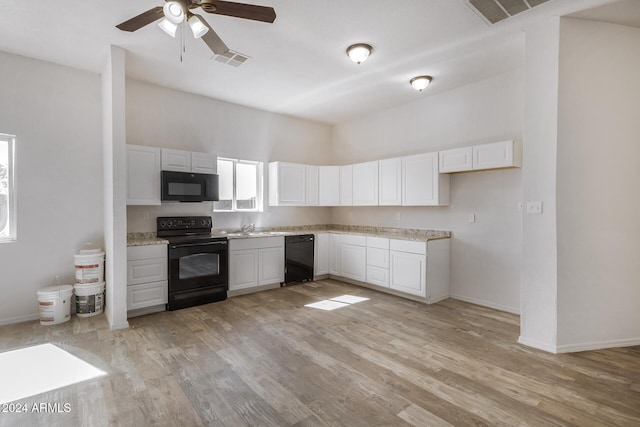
[116, 7, 164, 32]
[200, 1, 276, 23]
[196, 14, 230, 55]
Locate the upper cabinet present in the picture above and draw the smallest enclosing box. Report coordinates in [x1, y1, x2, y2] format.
[318, 166, 340, 206]
[126, 145, 161, 206]
[339, 165, 353, 206]
[352, 161, 379, 206]
[161, 149, 217, 174]
[378, 157, 402, 206]
[402, 152, 450, 206]
[269, 162, 306, 206]
[306, 165, 319, 206]
[439, 140, 522, 173]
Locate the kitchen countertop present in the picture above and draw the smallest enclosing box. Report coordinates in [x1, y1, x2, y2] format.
[127, 225, 450, 247]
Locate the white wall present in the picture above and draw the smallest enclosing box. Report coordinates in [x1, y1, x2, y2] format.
[0, 52, 103, 324]
[518, 18, 561, 352]
[125, 80, 333, 232]
[332, 70, 524, 313]
[556, 18, 640, 351]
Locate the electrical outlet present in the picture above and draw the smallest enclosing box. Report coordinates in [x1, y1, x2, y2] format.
[526, 201, 543, 214]
[468, 213, 476, 223]
[142, 210, 150, 220]
[395, 212, 401, 221]
[518, 202, 523, 212]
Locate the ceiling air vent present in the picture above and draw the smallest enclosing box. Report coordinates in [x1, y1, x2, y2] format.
[213, 50, 250, 67]
[466, 0, 550, 25]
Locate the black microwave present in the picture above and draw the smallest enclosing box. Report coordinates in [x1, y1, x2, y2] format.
[161, 171, 219, 202]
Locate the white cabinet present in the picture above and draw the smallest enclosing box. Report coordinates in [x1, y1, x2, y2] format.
[329, 234, 341, 276]
[126, 244, 168, 312]
[269, 162, 306, 206]
[126, 145, 161, 206]
[352, 161, 379, 206]
[473, 140, 522, 170]
[161, 149, 217, 173]
[402, 152, 450, 206]
[314, 233, 330, 277]
[340, 234, 366, 282]
[306, 165, 319, 206]
[439, 147, 473, 173]
[339, 165, 353, 206]
[378, 157, 402, 206]
[389, 238, 450, 302]
[439, 141, 522, 173]
[366, 236, 389, 287]
[318, 166, 340, 206]
[229, 237, 284, 291]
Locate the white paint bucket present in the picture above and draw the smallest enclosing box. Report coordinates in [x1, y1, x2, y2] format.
[74, 282, 105, 317]
[74, 249, 105, 284]
[37, 285, 73, 325]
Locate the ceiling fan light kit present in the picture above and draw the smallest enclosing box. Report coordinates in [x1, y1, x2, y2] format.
[410, 75, 432, 91]
[158, 18, 179, 37]
[163, 1, 185, 24]
[346, 43, 372, 64]
[188, 15, 209, 39]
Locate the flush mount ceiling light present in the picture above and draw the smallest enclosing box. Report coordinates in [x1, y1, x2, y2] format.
[410, 75, 432, 91]
[346, 43, 372, 64]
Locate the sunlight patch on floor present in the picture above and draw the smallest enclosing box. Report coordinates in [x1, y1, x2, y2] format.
[0, 343, 106, 404]
[304, 294, 370, 311]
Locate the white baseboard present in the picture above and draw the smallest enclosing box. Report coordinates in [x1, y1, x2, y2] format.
[450, 293, 520, 315]
[517, 335, 559, 353]
[0, 313, 39, 326]
[555, 337, 640, 353]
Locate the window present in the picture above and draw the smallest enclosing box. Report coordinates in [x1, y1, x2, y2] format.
[214, 158, 263, 212]
[0, 133, 16, 242]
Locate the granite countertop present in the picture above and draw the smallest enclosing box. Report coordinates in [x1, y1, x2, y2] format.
[127, 225, 450, 247]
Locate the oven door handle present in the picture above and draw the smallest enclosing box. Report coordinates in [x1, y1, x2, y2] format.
[171, 241, 228, 249]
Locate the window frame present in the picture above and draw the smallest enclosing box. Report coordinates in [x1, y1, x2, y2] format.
[0, 133, 16, 243]
[214, 157, 263, 213]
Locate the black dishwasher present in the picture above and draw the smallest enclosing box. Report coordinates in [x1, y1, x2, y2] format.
[284, 234, 314, 284]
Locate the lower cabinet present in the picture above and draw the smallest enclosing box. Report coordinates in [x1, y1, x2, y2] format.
[366, 236, 389, 287]
[329, 234, 341, 276]
[126, 244, 168, 313]
[229, 237, 284, 292]
[389, 238, 450, 302]
[314, 233, 330, 277]
[340, 234, 366, 282]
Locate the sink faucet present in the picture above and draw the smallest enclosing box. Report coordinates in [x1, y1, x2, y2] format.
[241, 223, 255, 233]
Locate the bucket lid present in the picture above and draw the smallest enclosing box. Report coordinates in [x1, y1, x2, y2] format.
[37, 285, 73, 296]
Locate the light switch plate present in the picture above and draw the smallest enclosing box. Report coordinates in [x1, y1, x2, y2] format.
[526, 201, 543, 214]
[468, 213, 476, 223]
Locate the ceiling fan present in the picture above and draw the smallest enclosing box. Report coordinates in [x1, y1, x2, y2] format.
[115, 0, 276, 57]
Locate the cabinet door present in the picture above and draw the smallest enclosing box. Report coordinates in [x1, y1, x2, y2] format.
[439, 147, 473, 173]
[127, 281, 168, 311]
[190, 152, 217, 174]
[329, 234, 341, 276]
[161, 148, 191, 172]
[314, 233, 330, 276]
[402, 152, 449, 206]
[339, 165, 353, 206]
[473, 140, 521, 170]
[318, 166, 340, 206]
[126, 145, 161, 205]
[352, 161, 379, 206]
[229, 249, 259, 290]
[127, 258, 168, 286]
[306, 165, 319, 206]
[341, 243, 366, 282]
[269, 162, 306, 206]
[390, 251, 426, 297]
[258, 247, 284, 286]
[378, 157, 402, 206]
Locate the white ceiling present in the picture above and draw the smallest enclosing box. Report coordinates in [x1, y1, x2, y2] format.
[0, 0, 635, 124]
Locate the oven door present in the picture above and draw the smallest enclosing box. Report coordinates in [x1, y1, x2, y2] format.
[168, 240, 228, 293]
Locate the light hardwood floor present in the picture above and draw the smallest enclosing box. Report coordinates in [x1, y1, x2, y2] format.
[1, 279, 639, 426]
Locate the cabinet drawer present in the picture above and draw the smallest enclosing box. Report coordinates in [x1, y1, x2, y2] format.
[340, 234, 366, 246]
[366, 265, 389, 288]
[127, 281, 168, 311]
[367, 247, 389, 268]
[390, 239, 427, 255]
[127, 244, 167, 261]
[366, 236, 389, 249]
[127, 257, 167, 285]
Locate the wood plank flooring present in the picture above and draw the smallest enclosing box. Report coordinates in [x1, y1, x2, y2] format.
[1, 279, 639, 426]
